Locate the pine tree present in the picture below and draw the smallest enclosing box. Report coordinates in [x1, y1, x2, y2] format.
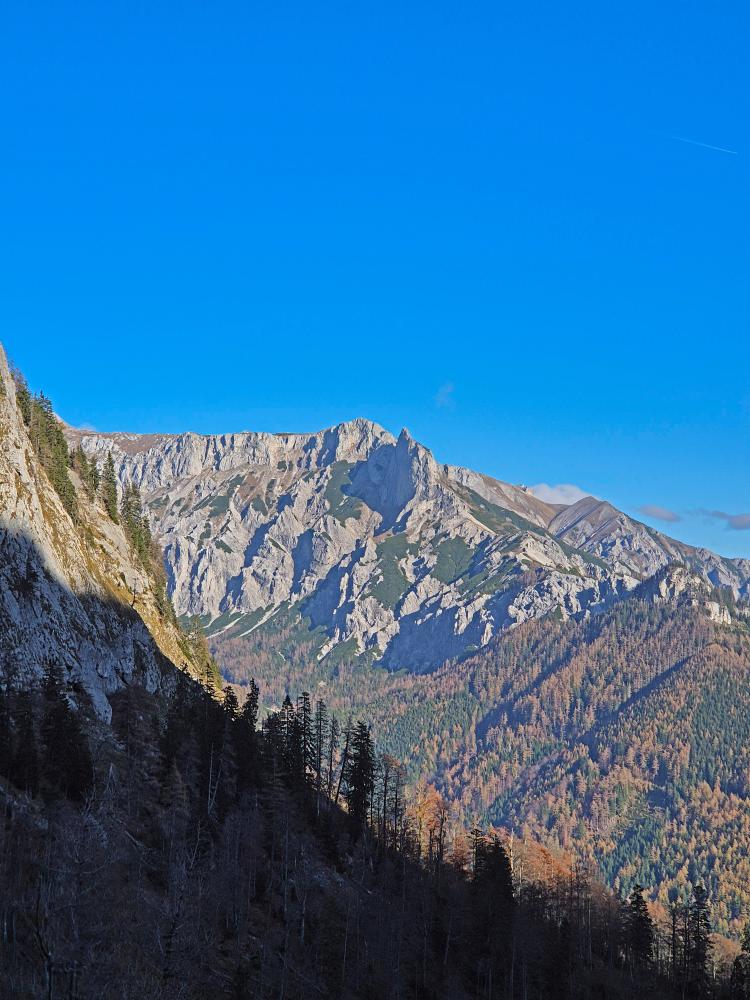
[297, 691, 313, 785]
[101, 451, 119, 522]
[41, 663, 93, 801]
[471, 833, 515, 993]
[11, 690, 39, 796]
[120, 481, 152, 562]
[0, 686, 13, 780]
[235, 680, 259, 796]
[223, 684, 239, 719]
[344, 721, 374, 827]
[626, 884, 654, 975]
[327, 715, 340, 800]
[314, 698, 329, 813]
[686, 883, 712, 999]
[12, 368, 32, 424]
[71, 445, 100, 498]
[18, 388, 77, 517]
[161, 678, 191, 769]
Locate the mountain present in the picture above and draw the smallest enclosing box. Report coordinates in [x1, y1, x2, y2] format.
[69, 420, 750, 679]
[3, 352, 716, 1000]
[2, 348, 749, 995]
[0, 346, 212, 718]
[66, 416, 750, 936]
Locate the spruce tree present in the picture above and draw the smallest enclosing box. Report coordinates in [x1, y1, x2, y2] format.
[11, 690, 39, 796]
[314, 698, 329, 810]
[297, 691, 313, 784]
[12, 368, 32, 424]
[279, 695, 296, 779]
[41, 663, 93, 801]
[223, 684, 239, 719]
[101, 451, 119, 522]
[626, 884, 654, 975]
[161, 678, 190, 769]
[471, 833, 515, 992]
[235, 680, 259, 796]
[686, 883, 712, 999]
[120, 481, 152, 562]
[327, 715, 340, 799]
[345, 721, 375, 827]
[18, 389, 77, 517]
[0, 686, 13, 780]
[72, 445, 100, 498]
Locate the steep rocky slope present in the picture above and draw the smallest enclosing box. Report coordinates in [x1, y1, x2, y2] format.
[70, 419, 750, 674]
[0, 347, 203, 718]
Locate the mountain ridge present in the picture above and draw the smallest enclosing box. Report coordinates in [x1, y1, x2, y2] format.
[68, 416, 749, 675]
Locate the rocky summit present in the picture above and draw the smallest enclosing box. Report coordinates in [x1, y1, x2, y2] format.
[68, 419, 750, 674]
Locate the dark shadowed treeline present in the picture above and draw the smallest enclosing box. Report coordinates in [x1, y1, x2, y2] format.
[0, 666, 741, 999]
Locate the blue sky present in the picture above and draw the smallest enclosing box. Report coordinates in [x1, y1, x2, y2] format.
[2, 2, 748, 557]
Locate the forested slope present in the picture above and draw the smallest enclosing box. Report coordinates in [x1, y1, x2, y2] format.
[215, 569, 750, 936]
[0, 656, 742, 998]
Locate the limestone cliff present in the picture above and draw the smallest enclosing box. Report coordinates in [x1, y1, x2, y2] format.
[0, 346, 201, 718]
[69, 412, 750, 674]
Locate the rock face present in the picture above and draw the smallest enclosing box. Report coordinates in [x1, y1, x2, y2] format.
[0, 346, 198, 719]
[68, 418, 750, 674]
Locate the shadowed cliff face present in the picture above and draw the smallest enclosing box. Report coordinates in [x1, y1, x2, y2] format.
[0, 524, 187, 718]
[0, 345, 201, 718]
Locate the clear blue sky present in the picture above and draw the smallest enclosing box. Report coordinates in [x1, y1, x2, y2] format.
[2, 2, 748, 557]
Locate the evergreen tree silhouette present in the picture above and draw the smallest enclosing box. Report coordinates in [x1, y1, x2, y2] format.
[101, 451, 119, 522]
[41, 663, 93, 801]
[345, 722, 374, 828]
[235, 680, 259, 796]
[0, 685, 12, 779]
[626, 883, 654, 975]
[12, 690, 39, 796]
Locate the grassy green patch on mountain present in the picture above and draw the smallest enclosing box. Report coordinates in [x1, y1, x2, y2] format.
[369, 534, 417, 609]
[324, 461, 363, 523]
[433, 536, 475, 584]
[456, 484, 546, 539]
[194, 475, 245, 519]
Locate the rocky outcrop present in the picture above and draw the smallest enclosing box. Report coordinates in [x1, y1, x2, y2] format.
[0, 346, 199, 719]
[69, 415, 750, 675]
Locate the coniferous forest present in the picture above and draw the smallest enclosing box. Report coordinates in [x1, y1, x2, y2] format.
[1, 664, 745, 999]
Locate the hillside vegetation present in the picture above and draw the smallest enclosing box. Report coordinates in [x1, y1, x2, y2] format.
[215, 575, 750, 937]
[0, 663, 743, 999]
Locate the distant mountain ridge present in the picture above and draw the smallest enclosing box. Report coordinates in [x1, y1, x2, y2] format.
[68, 418, 750, 674]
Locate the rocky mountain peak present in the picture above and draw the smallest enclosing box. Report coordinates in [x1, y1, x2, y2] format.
[61, 402, 749, 675]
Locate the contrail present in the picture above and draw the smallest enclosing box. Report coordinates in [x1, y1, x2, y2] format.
[671, 134, 738, 155]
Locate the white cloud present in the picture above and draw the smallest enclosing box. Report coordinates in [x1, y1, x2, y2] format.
[637, 504, 681, 524]
[699, 509, 750, 531]
[529, 483, 593, 506]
